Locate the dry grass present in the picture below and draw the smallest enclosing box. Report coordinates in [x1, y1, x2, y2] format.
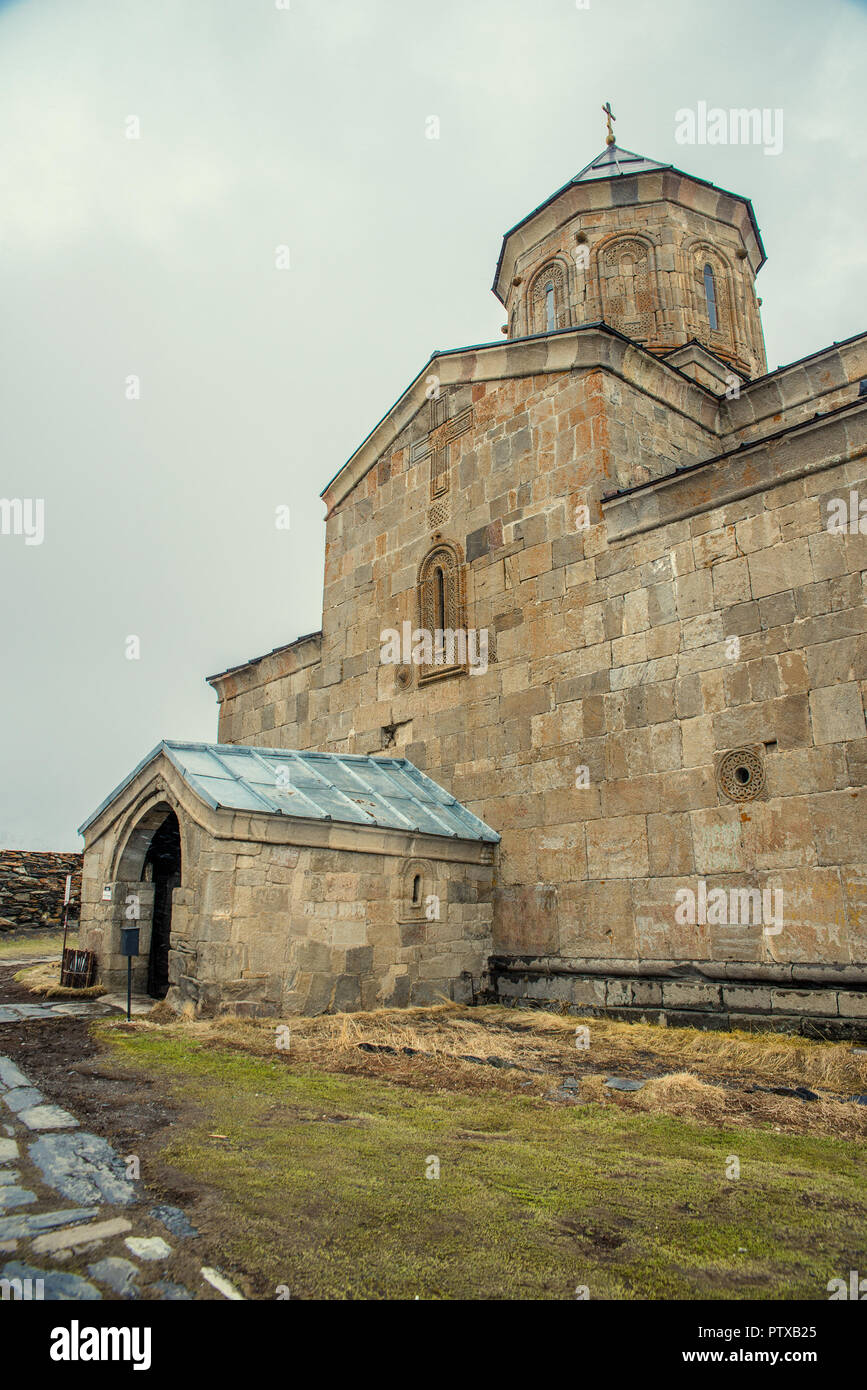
[104, 999, 867, 1140]
[13, 961, 106, 999]
[619, 1068, 867, 1136]
[492, 1007, 867, 1091]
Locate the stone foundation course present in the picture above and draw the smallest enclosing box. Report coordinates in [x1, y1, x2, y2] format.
[486, 956, 867, 1041]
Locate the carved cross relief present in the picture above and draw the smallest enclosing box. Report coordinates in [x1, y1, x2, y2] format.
[410, 392, 473, 500]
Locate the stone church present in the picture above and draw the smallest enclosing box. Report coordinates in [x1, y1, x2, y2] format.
[80, 138, 867, 1037]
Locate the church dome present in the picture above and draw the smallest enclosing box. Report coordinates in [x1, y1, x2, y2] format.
[493, 142, 768, 380]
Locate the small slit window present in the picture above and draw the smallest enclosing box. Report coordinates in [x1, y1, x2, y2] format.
[434, 567, 446, 633]
[400, 860, 432, 923]
[545, 283, 556, 332]
[703, 263, 718, 332]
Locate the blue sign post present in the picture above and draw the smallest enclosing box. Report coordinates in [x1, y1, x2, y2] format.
[120, 927, 140, 1021]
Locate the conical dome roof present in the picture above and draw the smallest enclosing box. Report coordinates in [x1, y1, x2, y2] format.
[571, 144, 671, 184]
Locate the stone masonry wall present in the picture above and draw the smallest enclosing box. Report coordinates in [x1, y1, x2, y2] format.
[0, 850, 82, 932]
[211, 336, 867, 993]
[80, 777, 495, 1016]
[159, 836, 494, 1018]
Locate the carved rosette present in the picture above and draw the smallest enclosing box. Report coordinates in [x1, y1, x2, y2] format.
[717, 747, 766, 803]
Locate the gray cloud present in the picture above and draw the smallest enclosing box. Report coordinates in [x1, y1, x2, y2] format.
[1, 0, 864, 848]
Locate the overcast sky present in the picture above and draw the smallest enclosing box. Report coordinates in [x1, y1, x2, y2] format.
[1, 0, 865, 851]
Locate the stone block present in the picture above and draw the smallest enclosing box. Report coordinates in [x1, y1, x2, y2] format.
[712, 557, 751, 607]
[558, 879, 634, 960]
[602, 977, 630, 1007]
[809, 683, 866, 745]
[770, 988, 836, 1016]
[681, 715, 713, 768]
[568, 977, 608, 1007]
[836, 991, 867, 1018]
[647, 812, 694, 876]
[748, 538, 811, 599]
[632, 876, 712, 961]
[661, 981, 722, 1010]
[690, 808, 743, 873]
[630, 979, 663, 1007]
[585, 815, 649, 879]
[331, 975, 362, 1012]
[741, 797, 816, 869]
[721, 985, 774, 1013]
[676, 569, 714, 618]
[760, 866, 848, 961]
[518, 542, 552, 582]
[809, 791, 867, 865]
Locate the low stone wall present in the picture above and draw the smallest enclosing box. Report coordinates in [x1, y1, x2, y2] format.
[485, 956, 867, 1042]
[0, 851, 82, 932]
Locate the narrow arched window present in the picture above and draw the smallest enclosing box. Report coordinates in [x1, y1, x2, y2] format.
[412, 874, 422, 906]
[434, 567, 446, 633]
[545, 283, 556, 332]
[417, 541, 467, 684]
[703, 263, 718, 331]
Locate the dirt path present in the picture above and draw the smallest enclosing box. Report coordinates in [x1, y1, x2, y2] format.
[0, 963, 242, 1302]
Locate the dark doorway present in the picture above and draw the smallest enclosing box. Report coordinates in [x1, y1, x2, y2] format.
[143, 811, 181, 999]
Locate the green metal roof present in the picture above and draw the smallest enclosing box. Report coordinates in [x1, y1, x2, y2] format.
[571, 144, 670, 183]
[80, 741, 500, 844]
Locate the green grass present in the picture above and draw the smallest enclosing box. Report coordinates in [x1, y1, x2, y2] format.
[100, 1026, 867, 1301]
[0, 928, 73, 959]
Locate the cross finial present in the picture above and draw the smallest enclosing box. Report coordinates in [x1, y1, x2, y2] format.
[602, 101, 616, 146]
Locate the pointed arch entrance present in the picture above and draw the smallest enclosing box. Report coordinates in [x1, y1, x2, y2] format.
[142, 813, 181, 998]
[115, 801, 182, 1000]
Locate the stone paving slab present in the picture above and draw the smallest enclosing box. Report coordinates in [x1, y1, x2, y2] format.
[88, 1256, 140, 1298]
[11, 1003, 62, 1016]
[99, 994, 153, 1017]
[29, 1132, 137, 1206]
[19, 1104, 79, 1131]
[32, 1217, 133, 1257]
[0, 1058, 30, 1090]
[0, 1002, 113, 1026]
[4, 1086, 44, 1113]
[50, 1004, 109, 1017]
[125, 1235, 172, 1261]
[151, 1203, 199, 1238]
[201, 1266, 244, 1300]
[152, 1279, 193, 1301]
[0, 1185, 37, 1211]
[1, 1260, 102, 1300]
[0, 1208, 95, 1240]
[0, 1030, 201, 1302]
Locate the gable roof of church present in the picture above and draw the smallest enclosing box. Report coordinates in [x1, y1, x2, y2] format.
[79, 740, 500, 843]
